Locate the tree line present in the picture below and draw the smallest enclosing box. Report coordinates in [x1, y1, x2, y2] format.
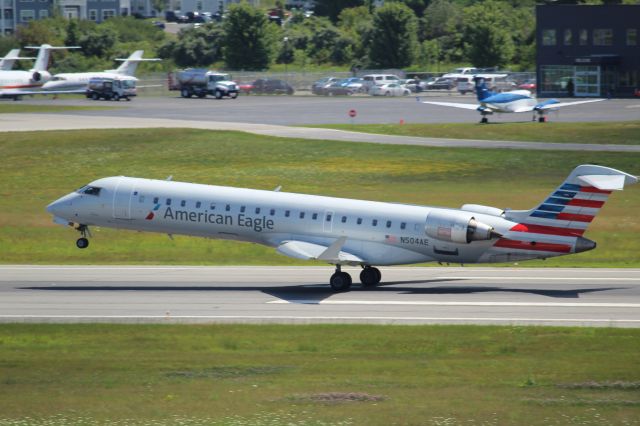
[0, 0, 634, 73]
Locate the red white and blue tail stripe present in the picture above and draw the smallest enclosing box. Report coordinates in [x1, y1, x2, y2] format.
[493, 165, 637, 258]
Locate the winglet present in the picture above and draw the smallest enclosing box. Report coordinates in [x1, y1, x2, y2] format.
[317, 236, 347, 261]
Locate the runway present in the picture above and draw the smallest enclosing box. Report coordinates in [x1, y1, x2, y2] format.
[1, 266, 639, 327]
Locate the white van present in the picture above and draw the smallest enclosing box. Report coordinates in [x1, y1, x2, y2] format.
[457, 74, 510, 95]
[362, 74, 401, 93]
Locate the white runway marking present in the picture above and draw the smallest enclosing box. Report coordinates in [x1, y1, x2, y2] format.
[0, 315, 638, 324]
[268, 300, 640, 308]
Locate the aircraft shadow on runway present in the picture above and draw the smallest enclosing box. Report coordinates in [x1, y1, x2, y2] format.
[18, 279, 624, 304]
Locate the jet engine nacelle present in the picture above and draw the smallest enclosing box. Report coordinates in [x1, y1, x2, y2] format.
[425, 210, 498, 244]
[460, 204, 504, 217]
[31, 71, 51, 83]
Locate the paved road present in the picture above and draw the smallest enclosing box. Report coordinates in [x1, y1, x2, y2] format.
[12, 94, 640, 125]
[2, 113, 639, 152]
[1, 266, 639, 327]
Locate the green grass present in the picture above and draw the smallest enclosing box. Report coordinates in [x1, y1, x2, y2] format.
[0, 103, 114, 113]
[0, 128, 639, 266]
[0, 324, 638, 425]
[311, 121, 640, 145]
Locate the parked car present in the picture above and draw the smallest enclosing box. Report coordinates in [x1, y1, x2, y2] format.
[399, 78, 423, 93]
[339, 77, 365, 92]
[362, 74, 401, 93]
[248, 79, 294, 95]
[321, 82, 354, 96]
[311, 77, 339, 95]
[424, 77, 455, 90]
[370, 83, 411, 97]
[518, 79, 537, 91]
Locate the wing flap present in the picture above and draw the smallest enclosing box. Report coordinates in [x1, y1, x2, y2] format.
[276, 239, 363, 263]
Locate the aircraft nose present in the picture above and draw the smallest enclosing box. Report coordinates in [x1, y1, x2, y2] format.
[46, 193, 76, 217]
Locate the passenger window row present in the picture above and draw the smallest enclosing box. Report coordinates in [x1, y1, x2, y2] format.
[139, 196, 407, 230]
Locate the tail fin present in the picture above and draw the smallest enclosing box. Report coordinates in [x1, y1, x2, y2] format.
[26, 44, 80, 71]
[0, 49, 35, 70]
[475, 77, 495, 101]
[108, 50, 161, 76]
[506, 165, 637, 236]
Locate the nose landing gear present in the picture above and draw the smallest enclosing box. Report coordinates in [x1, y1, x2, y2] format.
[75, 224, 91, 249]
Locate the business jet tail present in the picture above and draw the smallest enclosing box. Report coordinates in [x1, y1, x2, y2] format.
[107, 50, 161, 76]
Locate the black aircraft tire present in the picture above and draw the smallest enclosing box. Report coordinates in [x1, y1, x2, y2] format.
[76, 237, 89, 249]
[330, 272, 352, 292]
[360, 267, 379, 287]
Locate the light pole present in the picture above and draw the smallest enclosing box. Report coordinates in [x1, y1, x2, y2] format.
[283, 36, 289, 77]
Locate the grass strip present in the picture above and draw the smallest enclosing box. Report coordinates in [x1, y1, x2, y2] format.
[0, 128, 638, 266]
[0, 104, 114, 114]
[309, 121, 640, 145]
[0, 324, 638, 425]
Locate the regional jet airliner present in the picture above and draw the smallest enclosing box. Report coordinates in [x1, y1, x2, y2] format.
[47, 165, 636, 291]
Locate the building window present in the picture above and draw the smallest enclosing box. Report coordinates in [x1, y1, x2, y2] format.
[563, 29, 572, 46]
[20, 9, 35, 21]
[542, 29, 556, 46]
[579, 29, 588, 46]
[627, 29, 637, 46]
[102, 9, 115, 20]
[196, 0, 202, 11]
[39, 9, 48, 17]
[4, 9, 13, 19]
[593, 29, 613, 46]
[89, 9, 97, 20]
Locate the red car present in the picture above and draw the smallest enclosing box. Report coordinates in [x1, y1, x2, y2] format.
[518, 79, 536, 91]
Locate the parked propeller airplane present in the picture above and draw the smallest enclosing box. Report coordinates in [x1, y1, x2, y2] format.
[47, 165, 636, 291]
[421, 77, 606, 123]
[41, 50, 160, 92]
[0, 44, 79, 99]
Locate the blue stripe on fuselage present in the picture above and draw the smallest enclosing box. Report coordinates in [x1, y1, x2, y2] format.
[481, 93, 530, 104]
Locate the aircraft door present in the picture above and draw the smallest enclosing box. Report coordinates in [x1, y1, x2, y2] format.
[112, 177, 135, 219]
[323, 210, 334, 233]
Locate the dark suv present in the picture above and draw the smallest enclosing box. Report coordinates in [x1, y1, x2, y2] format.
[249, 79, 294, 95]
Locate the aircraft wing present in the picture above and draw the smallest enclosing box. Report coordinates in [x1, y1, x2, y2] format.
[276, 238, 364, 264]
[535, 98, 606, 111]
[421, 100, 479, 111]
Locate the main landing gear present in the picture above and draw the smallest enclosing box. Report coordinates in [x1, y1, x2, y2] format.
[328, 265, 382, 292]
[75, 224, 90, 249]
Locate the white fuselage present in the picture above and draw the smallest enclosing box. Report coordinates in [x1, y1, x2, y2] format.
[0, 69, 51, 92]
[46, 176, 588, 266]
[42, 72, 137, 91]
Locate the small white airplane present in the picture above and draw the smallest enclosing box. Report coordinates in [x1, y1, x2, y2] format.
[0, 49, 35, 70]
[0, 44, 79, 99]
[421, 77, 606, 123]
[47, 165, 636, 291]
[41, 50, 161, 92]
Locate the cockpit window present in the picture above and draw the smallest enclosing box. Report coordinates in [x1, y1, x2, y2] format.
[77, 186, 101, 196]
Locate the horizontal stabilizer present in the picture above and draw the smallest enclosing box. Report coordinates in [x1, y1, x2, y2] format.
[277, 239, 363, 264]
[578, 174, 627, 191]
